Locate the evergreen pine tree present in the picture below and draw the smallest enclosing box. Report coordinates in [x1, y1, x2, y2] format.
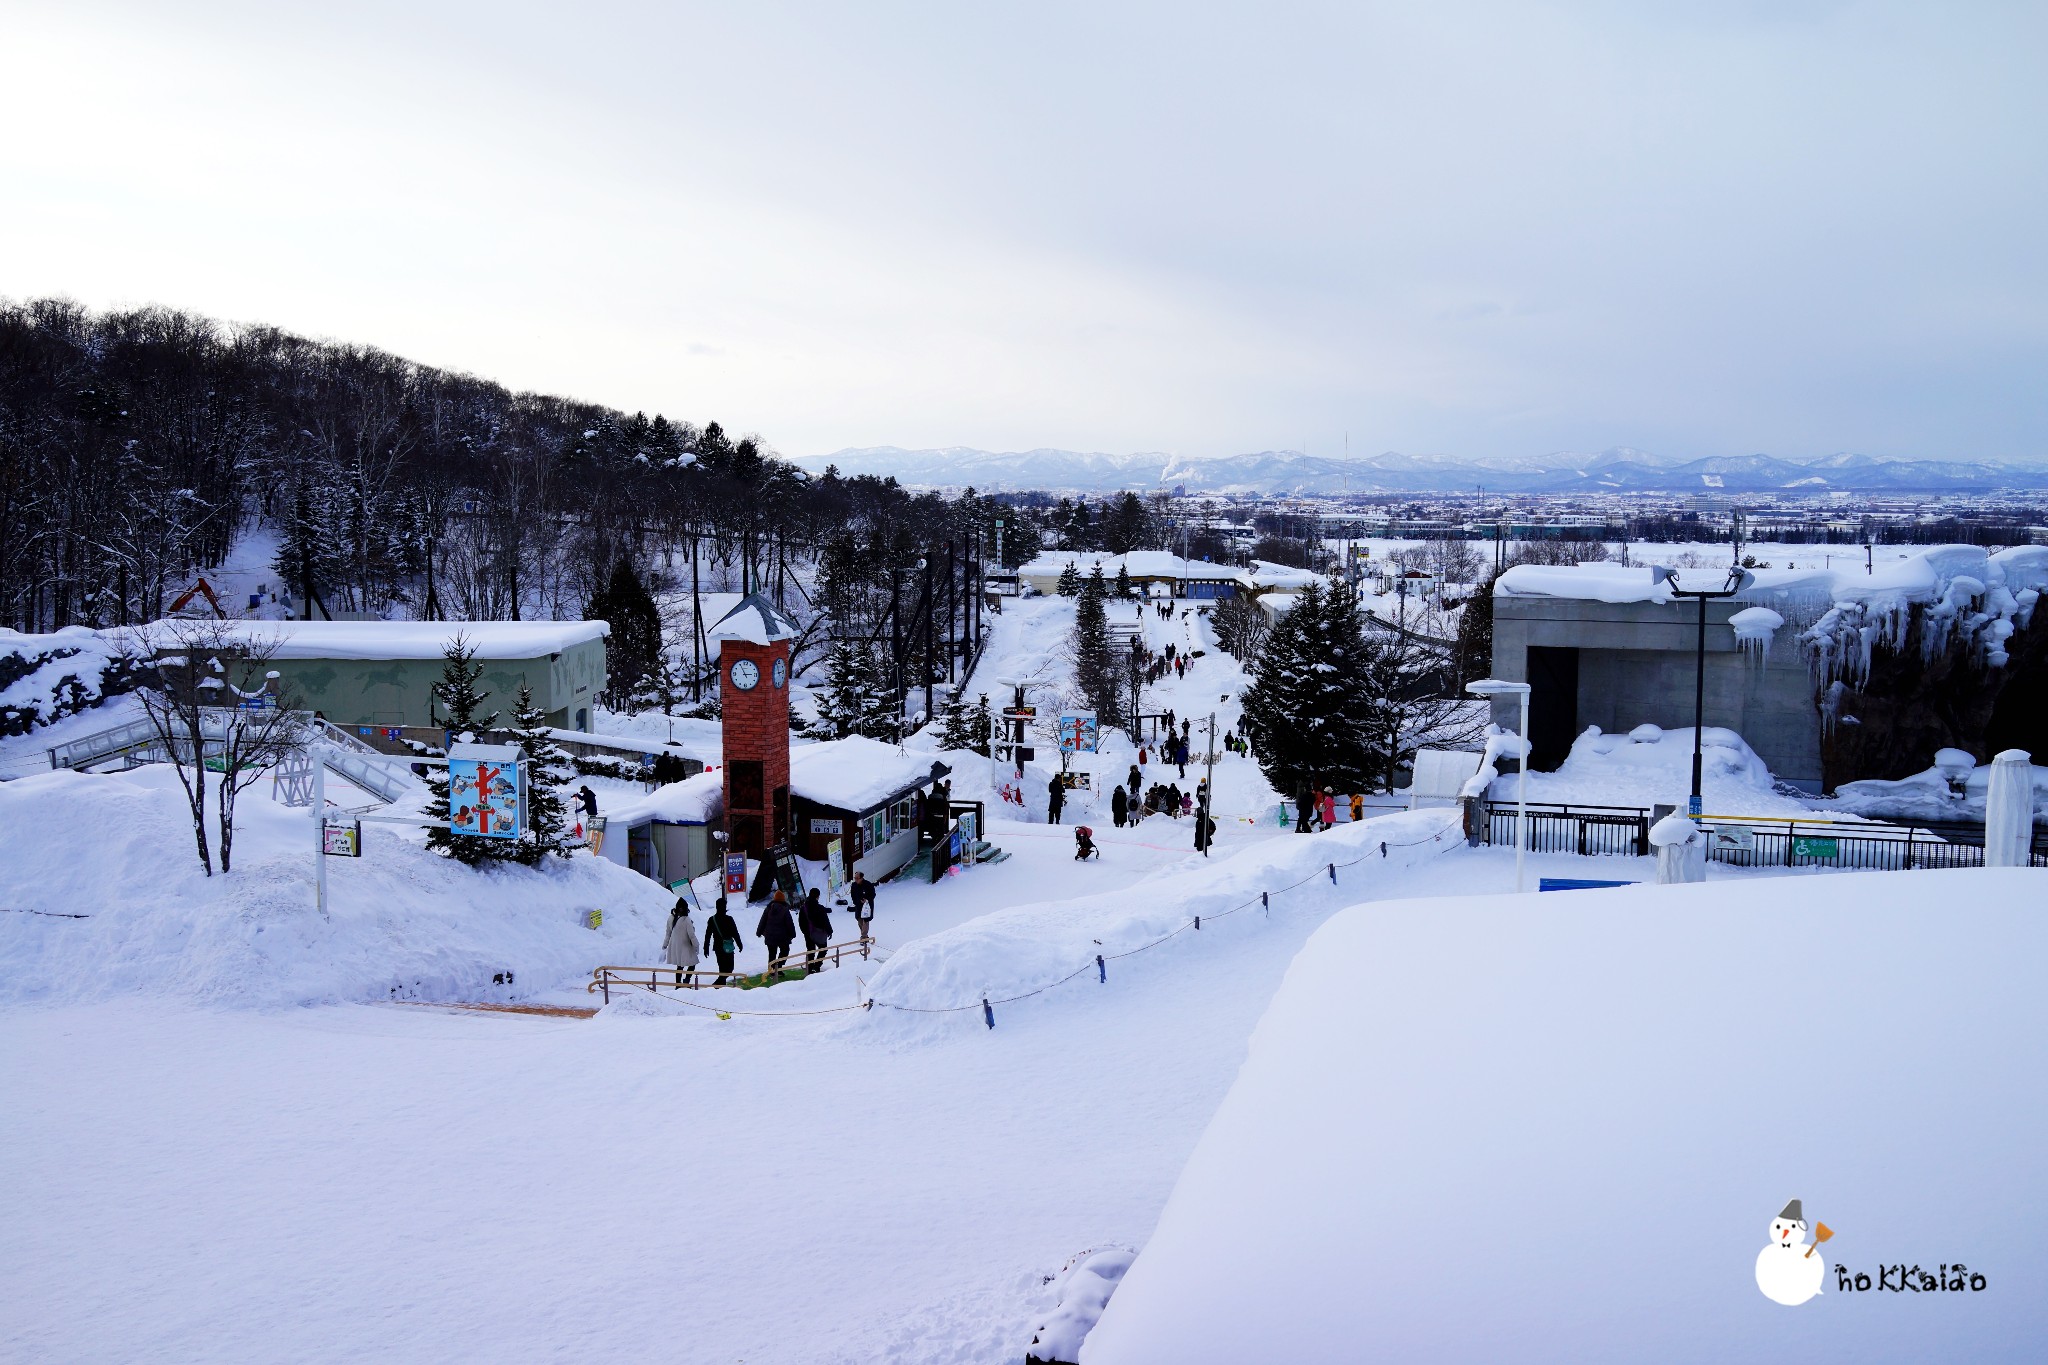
[587, 558, 663, 711]
[507, 682, 575, 864]
[1453, 574, 1496, 688]
[424, 634, 511, 865]
[937, 692, 979, 752]
[1071, 564, 1122, 727]
[1114, 564, 1133, 600]
[1239, 583, 1315, 793]
[815, 639, 898, 740]
[1056, 561, 1081, 597]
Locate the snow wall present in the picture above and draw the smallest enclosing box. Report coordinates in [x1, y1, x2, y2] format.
[863, 807, 1464, 1018]
[1084, 867, 2048, 1364]
[0, 766, 674, 1007]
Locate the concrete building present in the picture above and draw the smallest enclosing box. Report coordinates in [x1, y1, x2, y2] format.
[1486, 566, 1822, 788]
[190, 620, 609, 734]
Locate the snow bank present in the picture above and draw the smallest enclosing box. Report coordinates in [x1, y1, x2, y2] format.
[1493, 724, 1802, 814]
[0, 766, 671, 1007]
[866, 808, 1463, 1015]
[1084, 868, 2048, 1364]
[1829, 753, 2048, 825]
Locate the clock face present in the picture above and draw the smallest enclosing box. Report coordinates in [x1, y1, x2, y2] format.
[771, 658, 788, 688]
[728, 658, 760, 691]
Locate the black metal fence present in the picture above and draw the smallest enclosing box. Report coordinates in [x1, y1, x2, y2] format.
[1483, 802, 2048, 871]
[1485, 803, 1649, 857]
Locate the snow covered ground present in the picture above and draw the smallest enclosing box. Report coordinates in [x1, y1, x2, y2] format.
[1086, 867, 2048, 1363]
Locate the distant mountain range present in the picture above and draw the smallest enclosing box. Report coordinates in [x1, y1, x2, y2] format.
[797, 445, 2048, 496]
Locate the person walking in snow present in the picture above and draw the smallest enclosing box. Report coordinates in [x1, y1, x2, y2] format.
[704, 896, 741, 986]
[664, 897, 700, 987]
[757, 890, 796, 975]
[1295, 783, 1315, 833]
[576, 785, 599, 820]
[1047, 773, 1066, 823]
[848, 870, 877, 952]
[1175, 735, 1190, 778]
[1111, 782, 1129, 828]
[1349, 792, 1364, 823]
[1317, 787, 1337, 831]
[1127, 763, 1141, 797]
[798, 887, 833, 975]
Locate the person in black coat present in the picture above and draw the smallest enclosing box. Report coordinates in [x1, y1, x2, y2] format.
[1047, 773, 1065, 824]
[798, 887, 833, 975]
[704, 896, 742, 986]
[757, 890, 796, 974]
[1111, 783, 1129, 828]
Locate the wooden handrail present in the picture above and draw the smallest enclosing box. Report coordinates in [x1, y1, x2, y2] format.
[588, 935, 880, 1001]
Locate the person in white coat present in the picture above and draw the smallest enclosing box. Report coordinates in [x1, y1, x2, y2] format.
[664, 898, 701, 987]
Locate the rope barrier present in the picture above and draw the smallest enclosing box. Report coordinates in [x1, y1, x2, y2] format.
[600, 817, 1460, 1023]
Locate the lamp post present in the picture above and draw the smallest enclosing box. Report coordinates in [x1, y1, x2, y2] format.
[1663, 566, 1754, 818]
[1467, 678, 1532, 893]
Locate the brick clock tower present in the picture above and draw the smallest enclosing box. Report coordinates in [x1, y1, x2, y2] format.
[710, 593, 798, 858]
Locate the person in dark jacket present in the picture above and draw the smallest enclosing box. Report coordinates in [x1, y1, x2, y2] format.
[798, 887, 833, 975]
[848, 871, 877, 954]
[576, 785, 599, 819]
[1127, 763, 1141, 796]
[757, 890, 796, 974]
[1110, 783, 1129, 828]
[1175, 736, 1188, 778]
[1295, 784, 1315, 833]
[704, 896, 742, 986]
[1047, 773, 1065, 824]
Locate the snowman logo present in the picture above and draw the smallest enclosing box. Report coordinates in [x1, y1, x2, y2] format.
[1754, 1199, 1832, 1306]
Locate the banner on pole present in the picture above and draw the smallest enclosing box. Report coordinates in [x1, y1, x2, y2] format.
[825, 838, 846, 900]
[724, 851, 749, 895]
[1057, 711, 1098, 753]
[448, 743, 525, 840]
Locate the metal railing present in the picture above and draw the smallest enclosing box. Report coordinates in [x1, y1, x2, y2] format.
[1482, 802, 2048, 870]
[1486, 802, 1650, 857]
[588, 935, 882, 1002]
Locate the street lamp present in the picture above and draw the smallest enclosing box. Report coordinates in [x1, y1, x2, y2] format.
[1467, 678, 1532, 893]
[1661, 566, 1755, 818]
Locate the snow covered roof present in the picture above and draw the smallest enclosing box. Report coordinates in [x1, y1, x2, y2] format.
[706, 593, 798, 645]
[1018, 551, 1240, 582]
[1496, 545, 2048, 610]
[142, 619, 609, 661]
[604, 772, 724, 827]
[1241, 561, 1328, 590]
[789, 736, 951, 815]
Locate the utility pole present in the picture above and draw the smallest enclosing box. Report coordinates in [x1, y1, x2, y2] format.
[922, 552, 935, 727]
[1200, 710, 1217, 856]
[946, 539, 957, 683]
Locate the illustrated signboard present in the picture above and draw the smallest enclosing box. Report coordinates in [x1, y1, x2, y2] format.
[667, 878, 702, 914]
[724, 851, 749, 895]
[825, 838, 846, 900]
[447, 742, 525, 840]
[749, 842, 806, 901]
[1709, 825, 1755, 854]
[322, 819, 362, 857]
[1057, 711, 1099, 753]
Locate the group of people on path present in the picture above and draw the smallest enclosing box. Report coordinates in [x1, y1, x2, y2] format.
[1289, 785, 1365, 832]
[661, 869, 879, 986]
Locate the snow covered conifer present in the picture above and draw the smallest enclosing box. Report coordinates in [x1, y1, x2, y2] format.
[587, 558, 663, 710]
[1056, 561, 1081, 597]
[1072, 564, 1122, 727]
[937, 690, 992, 754]
[425, 633, 511, 865]
[508, 682, 574, 864]
[1239, 581, 1391, 797]
[815, 639, 898, 740]
[1114, 563, 1134, 600]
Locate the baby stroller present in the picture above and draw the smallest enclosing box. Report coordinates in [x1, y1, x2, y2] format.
[1073, 825, 1100, 861]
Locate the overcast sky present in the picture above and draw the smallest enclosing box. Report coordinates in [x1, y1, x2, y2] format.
[5, 1, 2044, 464]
